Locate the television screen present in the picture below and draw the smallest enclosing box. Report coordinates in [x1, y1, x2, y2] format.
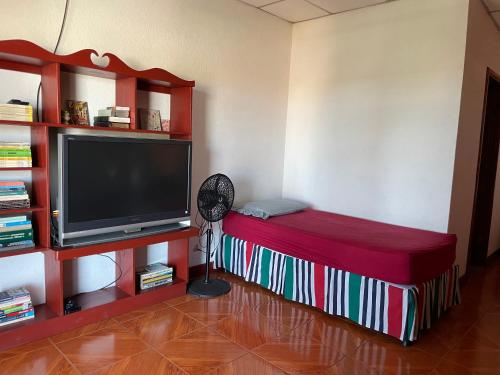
[59, 134, 191, 238]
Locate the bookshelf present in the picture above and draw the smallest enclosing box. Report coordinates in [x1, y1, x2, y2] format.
[0, 39, 197, 350]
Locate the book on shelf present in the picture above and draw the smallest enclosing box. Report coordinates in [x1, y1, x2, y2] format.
[97, 107, 130, 118]
[136, 262, 174, 290]
[94, 116, 131, 124]
[0, 216, 34, 251]
[0, 103, 33, 122]
[0, 285, 35, 326]
[0, 181, 30, 209]
[0, 143, 32, 168]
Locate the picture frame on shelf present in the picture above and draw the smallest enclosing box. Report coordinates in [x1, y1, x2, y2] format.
[139, 108, 161, 131]
[65, 100, 89, 126]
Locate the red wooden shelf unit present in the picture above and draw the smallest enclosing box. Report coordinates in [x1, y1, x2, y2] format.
[0, 40, 197, 350]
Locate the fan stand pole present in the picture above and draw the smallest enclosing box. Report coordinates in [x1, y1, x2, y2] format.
[204, 223, 212, 284]
[187, 221, 231, 298]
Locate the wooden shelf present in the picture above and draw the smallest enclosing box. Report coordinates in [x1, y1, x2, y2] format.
[0, 120, 190, 139]
[0, 304, 57, 334]
[51, 227, 198, 261]
[0, 39, 195, 351]
[0, 245, 46, 259]
[71, 286, 131, 312]
[0, 205, 45, 215]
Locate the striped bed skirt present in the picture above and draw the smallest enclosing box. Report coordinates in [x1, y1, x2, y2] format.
[215, 234, 460, 343]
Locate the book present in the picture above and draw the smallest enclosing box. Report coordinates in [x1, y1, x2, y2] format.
[0, 190, 28, 196]
[140, 278, 173, 290]
[97, 107, 130, 117]
[0, 200, 30, 209]
[137, 263, 173, 279]
[0, 194, 29, 201]
[0, 309, 35, 327]
[0, 145, 30, 151]
[0, 287, 30, 304]
[0, 150, 31, 157]
[141, 273, 173, 285]
[94, 116, 131, 124]
[0, 230, 33, 245]
[0, 241, 35, 251]
[0, 303, 32, 316]
[0, 299, 31, 311]
[0, 220, 32, 227]
[0, 224, 32, 233]
[0, 216, 28, 224]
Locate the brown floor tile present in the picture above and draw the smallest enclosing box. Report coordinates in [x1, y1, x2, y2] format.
[255, 298, 314, 329]
[319, 355, 381, 375]
[209, 353, 288, 374]
[55, 325, 149, 373]
[290, 313, 373, 356]
[166, 294, 199, 306]
[355, 340, 441, 375]
[174, 297, 243, 324]
[0, 345, 77, 375]
[122, 306, 204, 346]
[0, 338, 52, 364]
[214, 308, 292, 349]
[87, 349, 185, 375]
[157, 327, 247, 374]
[252, 333, 343, 374]
[113, 302, 171, 323]
[50, 318, 119, 344]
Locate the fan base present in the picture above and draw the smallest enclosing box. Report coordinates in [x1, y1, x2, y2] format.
[188, 278, 231, 298]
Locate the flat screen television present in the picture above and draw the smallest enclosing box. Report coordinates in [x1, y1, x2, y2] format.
[56, 133, 191, 247]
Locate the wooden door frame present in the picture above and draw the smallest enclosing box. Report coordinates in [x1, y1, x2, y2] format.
[467, 67, 500, 266]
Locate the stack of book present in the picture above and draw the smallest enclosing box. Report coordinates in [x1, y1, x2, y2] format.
[137, 262, 173, 290]
[0, 103, 33, 122]
[0, 142, 32, 168]
[0, 287, 35, 327]
[0, 215, 34, 251]
[94, 106, 130, 129]
[0, 181, 30, 209]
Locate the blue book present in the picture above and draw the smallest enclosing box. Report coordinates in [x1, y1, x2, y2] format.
[0, 221, 31, 228]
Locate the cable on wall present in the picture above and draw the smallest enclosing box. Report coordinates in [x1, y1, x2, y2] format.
[35, 0, 70, 122]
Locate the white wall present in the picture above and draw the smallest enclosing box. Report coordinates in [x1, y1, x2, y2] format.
[283, 0, 468, 235]
[449, 0, 500, 268]
[0, 0, 291, 303]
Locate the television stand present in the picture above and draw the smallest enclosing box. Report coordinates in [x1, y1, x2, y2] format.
[57, 222, 189, 249]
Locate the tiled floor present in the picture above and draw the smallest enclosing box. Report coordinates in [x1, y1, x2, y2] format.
[0, 255, 499, 374]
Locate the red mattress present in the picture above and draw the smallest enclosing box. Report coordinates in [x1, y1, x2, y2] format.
[223, 209, 456, 285]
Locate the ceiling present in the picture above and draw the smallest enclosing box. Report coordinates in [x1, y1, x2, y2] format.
[239, 0, 500, 27]
[238, 0, 393, 23]
[483, 0, 500, 28]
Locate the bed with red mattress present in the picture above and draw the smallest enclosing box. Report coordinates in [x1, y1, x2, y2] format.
[216, 209, 460, 344]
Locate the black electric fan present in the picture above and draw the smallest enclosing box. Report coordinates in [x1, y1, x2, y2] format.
[188, 173, 234, 297]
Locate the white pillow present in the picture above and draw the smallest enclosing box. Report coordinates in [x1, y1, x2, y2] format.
[238, 199, 309, 219]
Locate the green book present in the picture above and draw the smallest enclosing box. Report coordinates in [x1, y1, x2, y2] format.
[0, 150, 31, 157]
[0, 229, 33, 244]
[0, 190, 27, 196]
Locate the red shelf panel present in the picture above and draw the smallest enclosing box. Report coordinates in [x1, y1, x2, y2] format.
[0, 205, 45, 215]
[71, 286, 131, 312]
[51, 227, 198, 261]
[0, 304, 57, 335]
[0, 120, 191, 138]
[0, 245, 46, 259]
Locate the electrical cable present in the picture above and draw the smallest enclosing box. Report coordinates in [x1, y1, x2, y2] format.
[96, 254, 123, 291]
[36, 0, 70, 122]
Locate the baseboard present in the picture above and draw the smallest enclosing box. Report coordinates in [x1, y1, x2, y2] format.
[189, 262, 215, 280]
